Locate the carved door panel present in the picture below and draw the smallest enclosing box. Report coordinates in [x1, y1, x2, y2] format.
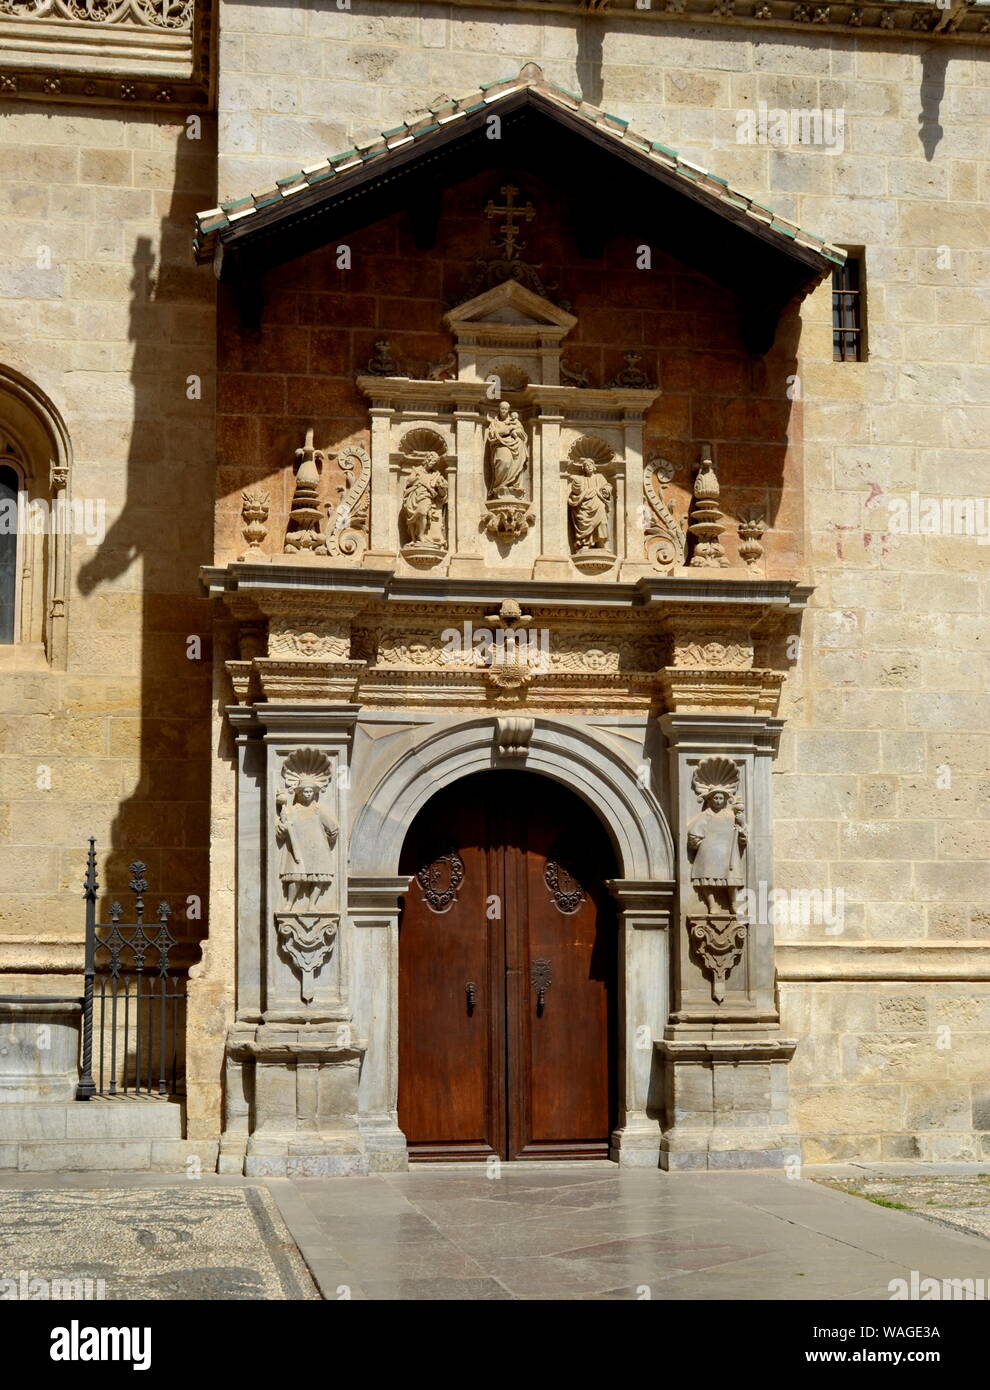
[398, 772, 616, 1161]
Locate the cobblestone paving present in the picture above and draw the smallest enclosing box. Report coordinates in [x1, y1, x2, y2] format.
[818, 1174, 990, 1244]
[0, 1185, 318, 1300]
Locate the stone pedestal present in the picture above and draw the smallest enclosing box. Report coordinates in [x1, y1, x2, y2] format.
[221, 1024, 368, 1177]
[656, 1036, 798, 1170]
[0, 998, 81, 1103]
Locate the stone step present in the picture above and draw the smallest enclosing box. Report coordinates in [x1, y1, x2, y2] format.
[3, 1137, 218, 1173]
[0, 1097, 184, 1144]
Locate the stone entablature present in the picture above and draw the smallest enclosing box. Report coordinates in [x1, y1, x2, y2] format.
[207, 566, 807, 717]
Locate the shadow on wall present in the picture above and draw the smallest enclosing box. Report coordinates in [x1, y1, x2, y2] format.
[75, 117, 216, 974]
[918, 47, 949, 160]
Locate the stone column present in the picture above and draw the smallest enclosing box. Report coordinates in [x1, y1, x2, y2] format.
[349, 875, 411, 1171]
[606, 879, 674, 1167]
[656, 712, 798, 1170]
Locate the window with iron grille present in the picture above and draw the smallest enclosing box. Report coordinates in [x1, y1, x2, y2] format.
[833, 252, 865, 362]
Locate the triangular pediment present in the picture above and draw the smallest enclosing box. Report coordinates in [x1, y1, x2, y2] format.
[443, 279, 577, 334]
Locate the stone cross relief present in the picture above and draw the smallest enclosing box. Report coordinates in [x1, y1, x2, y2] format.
[686, 755, 749, 1003]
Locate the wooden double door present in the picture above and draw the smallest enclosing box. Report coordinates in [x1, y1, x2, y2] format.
[398, 771, 617, 1161]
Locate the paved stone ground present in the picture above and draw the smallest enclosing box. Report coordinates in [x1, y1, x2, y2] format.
[812, 1166, 990, 1245]
[3, 1166, 990, 1300]
[271, 1165, 990, 1301]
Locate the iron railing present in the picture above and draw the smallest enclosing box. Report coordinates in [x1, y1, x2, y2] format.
[77, 840, 186, 1100]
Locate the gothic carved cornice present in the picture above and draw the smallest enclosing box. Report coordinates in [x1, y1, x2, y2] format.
[392, 0, 990, 42]
[0, 0, 212, 109]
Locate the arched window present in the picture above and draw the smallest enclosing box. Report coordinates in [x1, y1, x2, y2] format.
[0, 461, 18, 645]
[0, 367, 72, 668]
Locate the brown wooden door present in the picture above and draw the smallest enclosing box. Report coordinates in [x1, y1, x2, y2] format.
[398, 771, 617, 1161]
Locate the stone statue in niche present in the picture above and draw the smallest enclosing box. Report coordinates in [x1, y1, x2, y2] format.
[565, 437, 616, 573]
[485, 400, 529, 500]
[568, 458, 612, 552]
[275, 749, 338, 909]
[401, 452, 448, 551]
[481, 401, 534, 541]
[686, 756, 747, 916]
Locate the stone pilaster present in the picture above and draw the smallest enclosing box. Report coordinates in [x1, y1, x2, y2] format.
[349, 875, 412, 1172]
[605, 879, 674, 1167]
[657, 711, 798, 1169]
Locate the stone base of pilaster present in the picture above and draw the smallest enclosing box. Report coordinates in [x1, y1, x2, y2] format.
[656, 1035, 799, 1171]
[220, 1023, 371, 1175]
[610, 1121, 663, 1168]
[244, 1131, 369, 1177]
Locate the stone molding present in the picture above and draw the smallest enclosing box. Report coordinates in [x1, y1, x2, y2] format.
[777, 941, 990, 981]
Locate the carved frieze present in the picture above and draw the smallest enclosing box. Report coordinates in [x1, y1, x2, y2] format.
[269, 620, 349, 661]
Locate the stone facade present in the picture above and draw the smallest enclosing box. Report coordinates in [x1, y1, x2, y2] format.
[1, 0, 989, 1169]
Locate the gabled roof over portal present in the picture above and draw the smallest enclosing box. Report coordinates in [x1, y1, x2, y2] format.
[194, 63, 845, 353]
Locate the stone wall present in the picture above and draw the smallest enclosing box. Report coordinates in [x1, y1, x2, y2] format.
[212, 1, 990, 1162]
[0, 104, 217, 1002]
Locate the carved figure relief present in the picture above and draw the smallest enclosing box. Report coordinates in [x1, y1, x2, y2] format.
[269, 622, 349, 661]
[686, 756, 747, 914]
[486, 400, 528, 499]
[568, 459, 613, 549]
[482, 400, 535, 540]
[400, 452, 448, 565]
[686, 756, 749, 1004]
[275, 750, 339, 908]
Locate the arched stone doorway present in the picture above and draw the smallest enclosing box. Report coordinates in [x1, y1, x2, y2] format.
[346, 714, 676, 1168]
[398, 769, 619, 1161]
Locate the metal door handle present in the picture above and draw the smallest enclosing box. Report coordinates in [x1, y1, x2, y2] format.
[530, 958, 551, 1011]
[465, 981, 477, 1012]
